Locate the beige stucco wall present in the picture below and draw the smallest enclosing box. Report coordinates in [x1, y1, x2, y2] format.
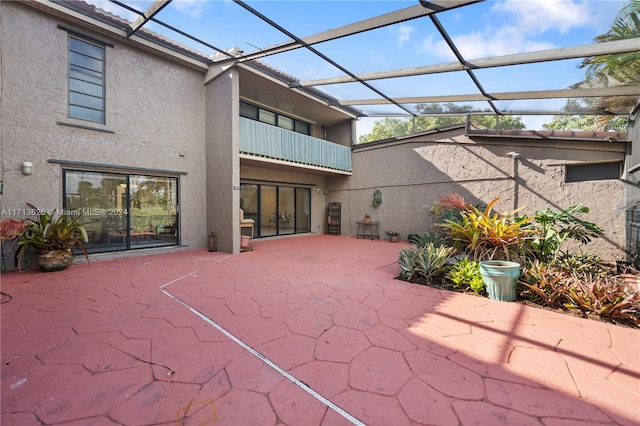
[329, 130, 628, 261]
[0, 2, 207, 253]
[324, 120, 355, 148]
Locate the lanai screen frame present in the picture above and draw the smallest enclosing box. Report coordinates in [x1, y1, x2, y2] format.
[63, 0, 640, 124]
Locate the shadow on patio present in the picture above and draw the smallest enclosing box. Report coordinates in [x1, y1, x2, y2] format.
[1, 235, 639, 425]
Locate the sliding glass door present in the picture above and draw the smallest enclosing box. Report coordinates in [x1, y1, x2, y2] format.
[261, 185, 277, 237]
[295, 187, 311, 234]
[240, 183, 311, 238]
[129, 175, 178, 247]
[64, 170, 178, 252]
[278, 187, 295, 236]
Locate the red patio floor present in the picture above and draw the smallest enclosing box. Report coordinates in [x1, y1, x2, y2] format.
[1, 235, 639, 425]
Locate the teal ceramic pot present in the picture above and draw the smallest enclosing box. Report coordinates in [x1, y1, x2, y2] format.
[479, 260, 521, 302]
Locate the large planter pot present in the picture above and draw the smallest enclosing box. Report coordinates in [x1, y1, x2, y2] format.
[36, 249, 74, 272]
[479, 260, 521, 302]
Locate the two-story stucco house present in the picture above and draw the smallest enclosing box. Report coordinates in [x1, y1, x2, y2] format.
[0, 0, 361, 265]
[1, 0, 637, 268]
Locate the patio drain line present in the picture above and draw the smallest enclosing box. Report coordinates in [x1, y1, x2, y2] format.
[159, 267, 365, 426]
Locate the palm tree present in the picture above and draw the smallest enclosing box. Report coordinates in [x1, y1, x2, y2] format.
[581, 0, 640, 86]
[576, 0, 640, 129]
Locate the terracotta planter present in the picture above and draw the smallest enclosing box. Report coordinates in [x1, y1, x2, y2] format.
[389, 235, 399, 243]
[36, 249, 74, 272]
[364, 217, 371, 224]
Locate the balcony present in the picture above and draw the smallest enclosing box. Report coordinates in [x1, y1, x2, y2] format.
[240, 117, 352, 173]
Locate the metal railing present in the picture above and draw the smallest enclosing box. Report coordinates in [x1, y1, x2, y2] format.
[240, 117, 351, 172]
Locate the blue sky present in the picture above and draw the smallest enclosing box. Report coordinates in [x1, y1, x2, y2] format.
[90, 0, 628, 132]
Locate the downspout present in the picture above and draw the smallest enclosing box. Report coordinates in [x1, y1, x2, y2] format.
[507, 151, 520, 210]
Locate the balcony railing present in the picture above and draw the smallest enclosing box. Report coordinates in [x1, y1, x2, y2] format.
[240, 117, 351, 172]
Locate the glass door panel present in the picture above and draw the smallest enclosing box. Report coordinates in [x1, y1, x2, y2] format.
[278, 187, 295, 235]
[129, 175, 178, 248]
[240, 184, 259, 225]
[65, 170, 128, 252]
[261, 185, 277, 237]
[295, 188, 311, 233]
[240, 183, 312, 238]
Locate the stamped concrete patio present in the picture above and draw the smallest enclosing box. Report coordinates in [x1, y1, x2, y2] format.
[1, 234, 639, 425]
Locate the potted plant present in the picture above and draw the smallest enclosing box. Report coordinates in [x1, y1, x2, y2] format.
[438, 195, 532, 301]
[385, 230, 400, 243]
[364, 213, 371, 224]
[372, 189, 382, 207]
[2, 206, 90, 272]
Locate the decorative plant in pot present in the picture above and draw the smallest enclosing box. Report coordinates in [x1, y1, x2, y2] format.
[385, 230, 400, 243]
[364, 213, 371, 224]
[438, 195, 533, 301]
[3, 206, 90, 272]
[372, 189, 382, 207]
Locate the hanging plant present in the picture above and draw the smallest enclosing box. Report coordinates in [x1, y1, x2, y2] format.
[372, 189, 382, 207]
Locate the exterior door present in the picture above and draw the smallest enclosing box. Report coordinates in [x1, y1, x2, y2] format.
[64, 170, 178, 252]
[240, 183, 311, 238]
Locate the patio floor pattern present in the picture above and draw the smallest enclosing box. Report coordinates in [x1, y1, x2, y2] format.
[1, 235, 639, 425]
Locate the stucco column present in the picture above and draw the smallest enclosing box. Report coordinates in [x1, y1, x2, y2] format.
[205, 68, 240, 254]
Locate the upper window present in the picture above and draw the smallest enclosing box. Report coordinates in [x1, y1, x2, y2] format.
[240, 101, 311, 135]
[68, 36, 105, 123]
[565, 162, 621, 183]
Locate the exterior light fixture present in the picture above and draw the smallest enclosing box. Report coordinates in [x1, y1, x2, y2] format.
[21, 161, 33, 176]
[316, 188, 321, 194]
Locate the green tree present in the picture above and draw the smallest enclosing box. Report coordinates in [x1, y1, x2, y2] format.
[581, 0, 640, 87]
[542, 100, 628, 132]
[357, 103, 525, 144]
[358, 117, 413, 143]
[546, 1, 639, 131]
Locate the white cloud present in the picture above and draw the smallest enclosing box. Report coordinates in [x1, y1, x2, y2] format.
[173, 0, 210, 19]
[396, 24, 415, 47]
[452, 28, 555, 59]
[491, 0, 592, 35]
[421, 0, 596, 61]
[417, 33, 442, 55]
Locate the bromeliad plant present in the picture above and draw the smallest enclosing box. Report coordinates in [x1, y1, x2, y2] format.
[519, 260, 570, 308]
[519, 261, 640, 326]
[2, 206, 90, 271]
[445, 257, 485, 294]
[439, 196, 533, 261]
[407, 231, 449, 248]
[398, 243, 455, 284]
[564, 274, 640, 326]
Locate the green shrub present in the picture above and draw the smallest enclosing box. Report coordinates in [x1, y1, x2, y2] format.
[439, 197, 533, 261]
[398, 243, 455, 284]
[446, 258, 485, 294]
[407, 232, 448, 248]
[564, 273, 640, 326]
[519, 262, 640, 326]
[518, 261, 569, 308]
[527, 204, 604, 263]
[554, 251, 608, 276]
